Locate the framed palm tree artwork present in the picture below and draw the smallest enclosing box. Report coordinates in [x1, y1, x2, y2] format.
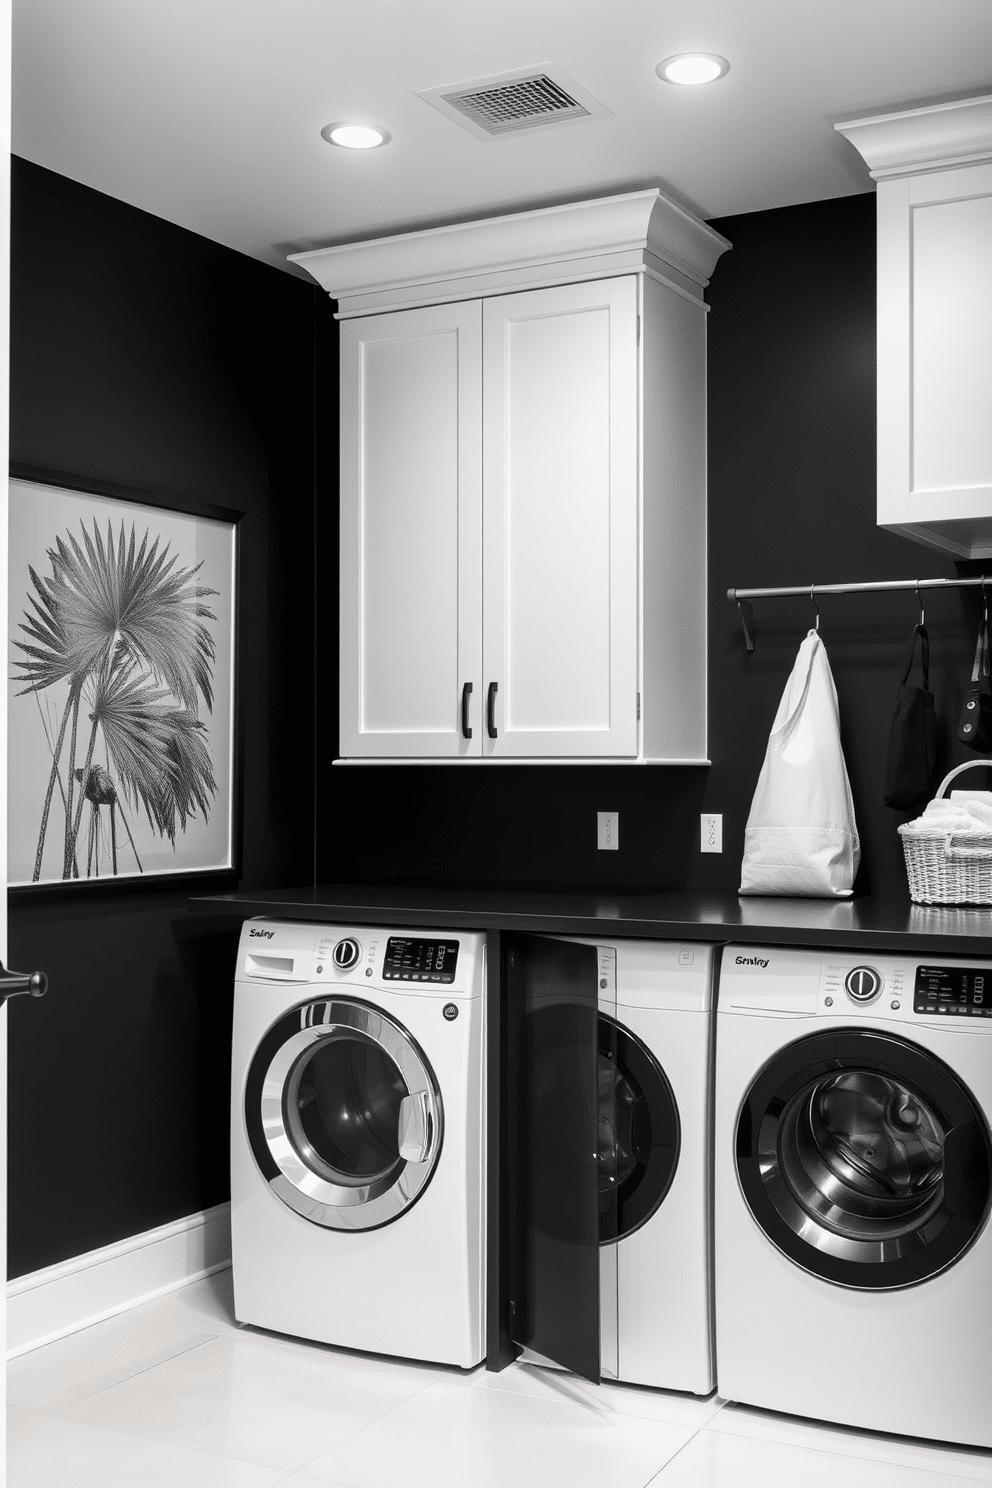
[8, 469, 240, 887]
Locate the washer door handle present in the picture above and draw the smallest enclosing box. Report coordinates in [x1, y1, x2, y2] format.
[398, 1091, 432, 1164]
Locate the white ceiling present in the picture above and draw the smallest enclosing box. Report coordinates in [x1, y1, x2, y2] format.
[12, 0, 992, 279]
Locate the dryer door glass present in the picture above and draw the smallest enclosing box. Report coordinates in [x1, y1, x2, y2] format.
[285, 1032, 406, 1188]
[244, 999, 443, 1232]
[598, 1016, 681, 1243]
[737, 1029, 992, 1289]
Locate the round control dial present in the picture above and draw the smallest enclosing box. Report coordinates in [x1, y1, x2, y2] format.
[331, 937, 361, 972]
[845, 965, 882, 1003]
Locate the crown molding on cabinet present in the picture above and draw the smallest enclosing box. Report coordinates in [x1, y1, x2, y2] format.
[289, 189, 731, 317]
[836, 93, 992, 180]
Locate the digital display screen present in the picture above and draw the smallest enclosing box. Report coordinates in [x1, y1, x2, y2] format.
[915, 965, 992, 1017]
[383, 937, 459, 984]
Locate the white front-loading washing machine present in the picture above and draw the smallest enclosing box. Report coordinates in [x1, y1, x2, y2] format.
[231, 919, 486, 1369]
[516, 936, 715, 1394]
[715, 945, 992, 1447]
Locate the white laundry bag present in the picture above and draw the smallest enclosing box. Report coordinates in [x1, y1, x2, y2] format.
[739, 630, 861, 897]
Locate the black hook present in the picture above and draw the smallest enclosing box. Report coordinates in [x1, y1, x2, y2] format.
[915, 581, 925, 629]
[733, 590, 755, 653]
[810, 583, 820, 632]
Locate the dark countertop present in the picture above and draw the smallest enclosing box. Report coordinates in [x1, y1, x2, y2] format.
[191, 884, 992, 955]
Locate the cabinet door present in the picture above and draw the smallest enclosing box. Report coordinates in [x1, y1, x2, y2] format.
[878, 162, 992, 551]
[339, 302, 482, 757]
[482, 278, 638, 757]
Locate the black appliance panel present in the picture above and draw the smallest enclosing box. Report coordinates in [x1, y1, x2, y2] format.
[506, 934, 607, 1385]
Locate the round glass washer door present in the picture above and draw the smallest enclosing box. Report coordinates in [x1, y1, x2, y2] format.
[245, 998, 443, 1231]
[736, 1029, 992, 1289]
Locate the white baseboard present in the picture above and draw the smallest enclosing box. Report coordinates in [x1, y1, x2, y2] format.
[6, 1202, 232, 1358]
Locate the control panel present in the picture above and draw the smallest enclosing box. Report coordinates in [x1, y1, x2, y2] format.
[822, 961, 906, 1012]
[237, 920, 483, 999]
[723, 945, 992, 1025]
[819, 957, 992, 1022]
[915, 965, 992, 1018]
[382, 937, 459, 984]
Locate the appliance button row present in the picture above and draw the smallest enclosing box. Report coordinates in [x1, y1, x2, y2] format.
[919, 1004, 992, 1016]
[384, 971, 451, 982]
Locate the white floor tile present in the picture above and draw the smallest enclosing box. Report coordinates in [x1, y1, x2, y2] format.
[11, 1275, 992, 1488]
[274, 1478, 356, 1488]
[150, 1267, 239, 1330]
[60, 1326, 443, 1472]
[651, 1429, 992, 1487]
[272, 1479, 355, 1488]
[7, 1415, 286, 1488]
[299, 1375, 695, 1488]
[463, 1360, 723, 1429]
[8, 1300, 218, 1412]
[6, 1403, 49, 1438]
[708, 1404, 992, 1483]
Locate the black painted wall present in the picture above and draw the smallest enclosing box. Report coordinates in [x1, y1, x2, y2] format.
[316, 193, 977, 898]
[9, 173, 981, 1279]
[7, 158, 329, 1276]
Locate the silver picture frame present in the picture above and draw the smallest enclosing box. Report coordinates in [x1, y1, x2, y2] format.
[8, 469, 241, 888]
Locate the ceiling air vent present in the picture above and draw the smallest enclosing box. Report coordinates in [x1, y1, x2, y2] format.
[417, 65, 612, 142]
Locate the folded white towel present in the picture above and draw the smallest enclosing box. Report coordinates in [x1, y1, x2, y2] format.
[906, 796, 992, 836]
[966, 799, 992, 829]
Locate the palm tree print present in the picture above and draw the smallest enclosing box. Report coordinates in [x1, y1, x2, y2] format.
[13, 519, 218, 880]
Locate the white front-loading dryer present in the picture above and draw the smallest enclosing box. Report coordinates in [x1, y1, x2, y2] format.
[231, 919, 486, 1368]
[716, 945, 992, 1447]
[600, 939, 716, 1394]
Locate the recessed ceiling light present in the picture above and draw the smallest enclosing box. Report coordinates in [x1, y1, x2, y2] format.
[321, 122, 391, 150]
[656, 53, 729, 86]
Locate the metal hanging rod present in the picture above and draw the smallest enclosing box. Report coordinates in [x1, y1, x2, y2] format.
[728, 575, 992, 653]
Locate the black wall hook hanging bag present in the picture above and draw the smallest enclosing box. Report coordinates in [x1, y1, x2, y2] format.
[958, 613, 992, 750]
[884, 624, 938, 811]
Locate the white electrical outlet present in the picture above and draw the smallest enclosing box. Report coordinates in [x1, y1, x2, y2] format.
[701, 813, 723, 853]
[597, 811, 619, 851]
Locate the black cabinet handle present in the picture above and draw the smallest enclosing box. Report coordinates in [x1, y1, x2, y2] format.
[0, 962, 48, 1005]
[487, 681, 498, 740]
[461, 682, 473, 740]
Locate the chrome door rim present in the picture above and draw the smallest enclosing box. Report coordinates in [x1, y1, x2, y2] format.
[735, 1028, 992, 1289]
[249, 998, 443, 1231]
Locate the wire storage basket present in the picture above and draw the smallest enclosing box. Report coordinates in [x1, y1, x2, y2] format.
[899, 760, 992, 905]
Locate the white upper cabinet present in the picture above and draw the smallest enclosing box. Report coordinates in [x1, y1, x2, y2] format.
[838, 96, 992, 559]
[294, 190, 730, 763]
